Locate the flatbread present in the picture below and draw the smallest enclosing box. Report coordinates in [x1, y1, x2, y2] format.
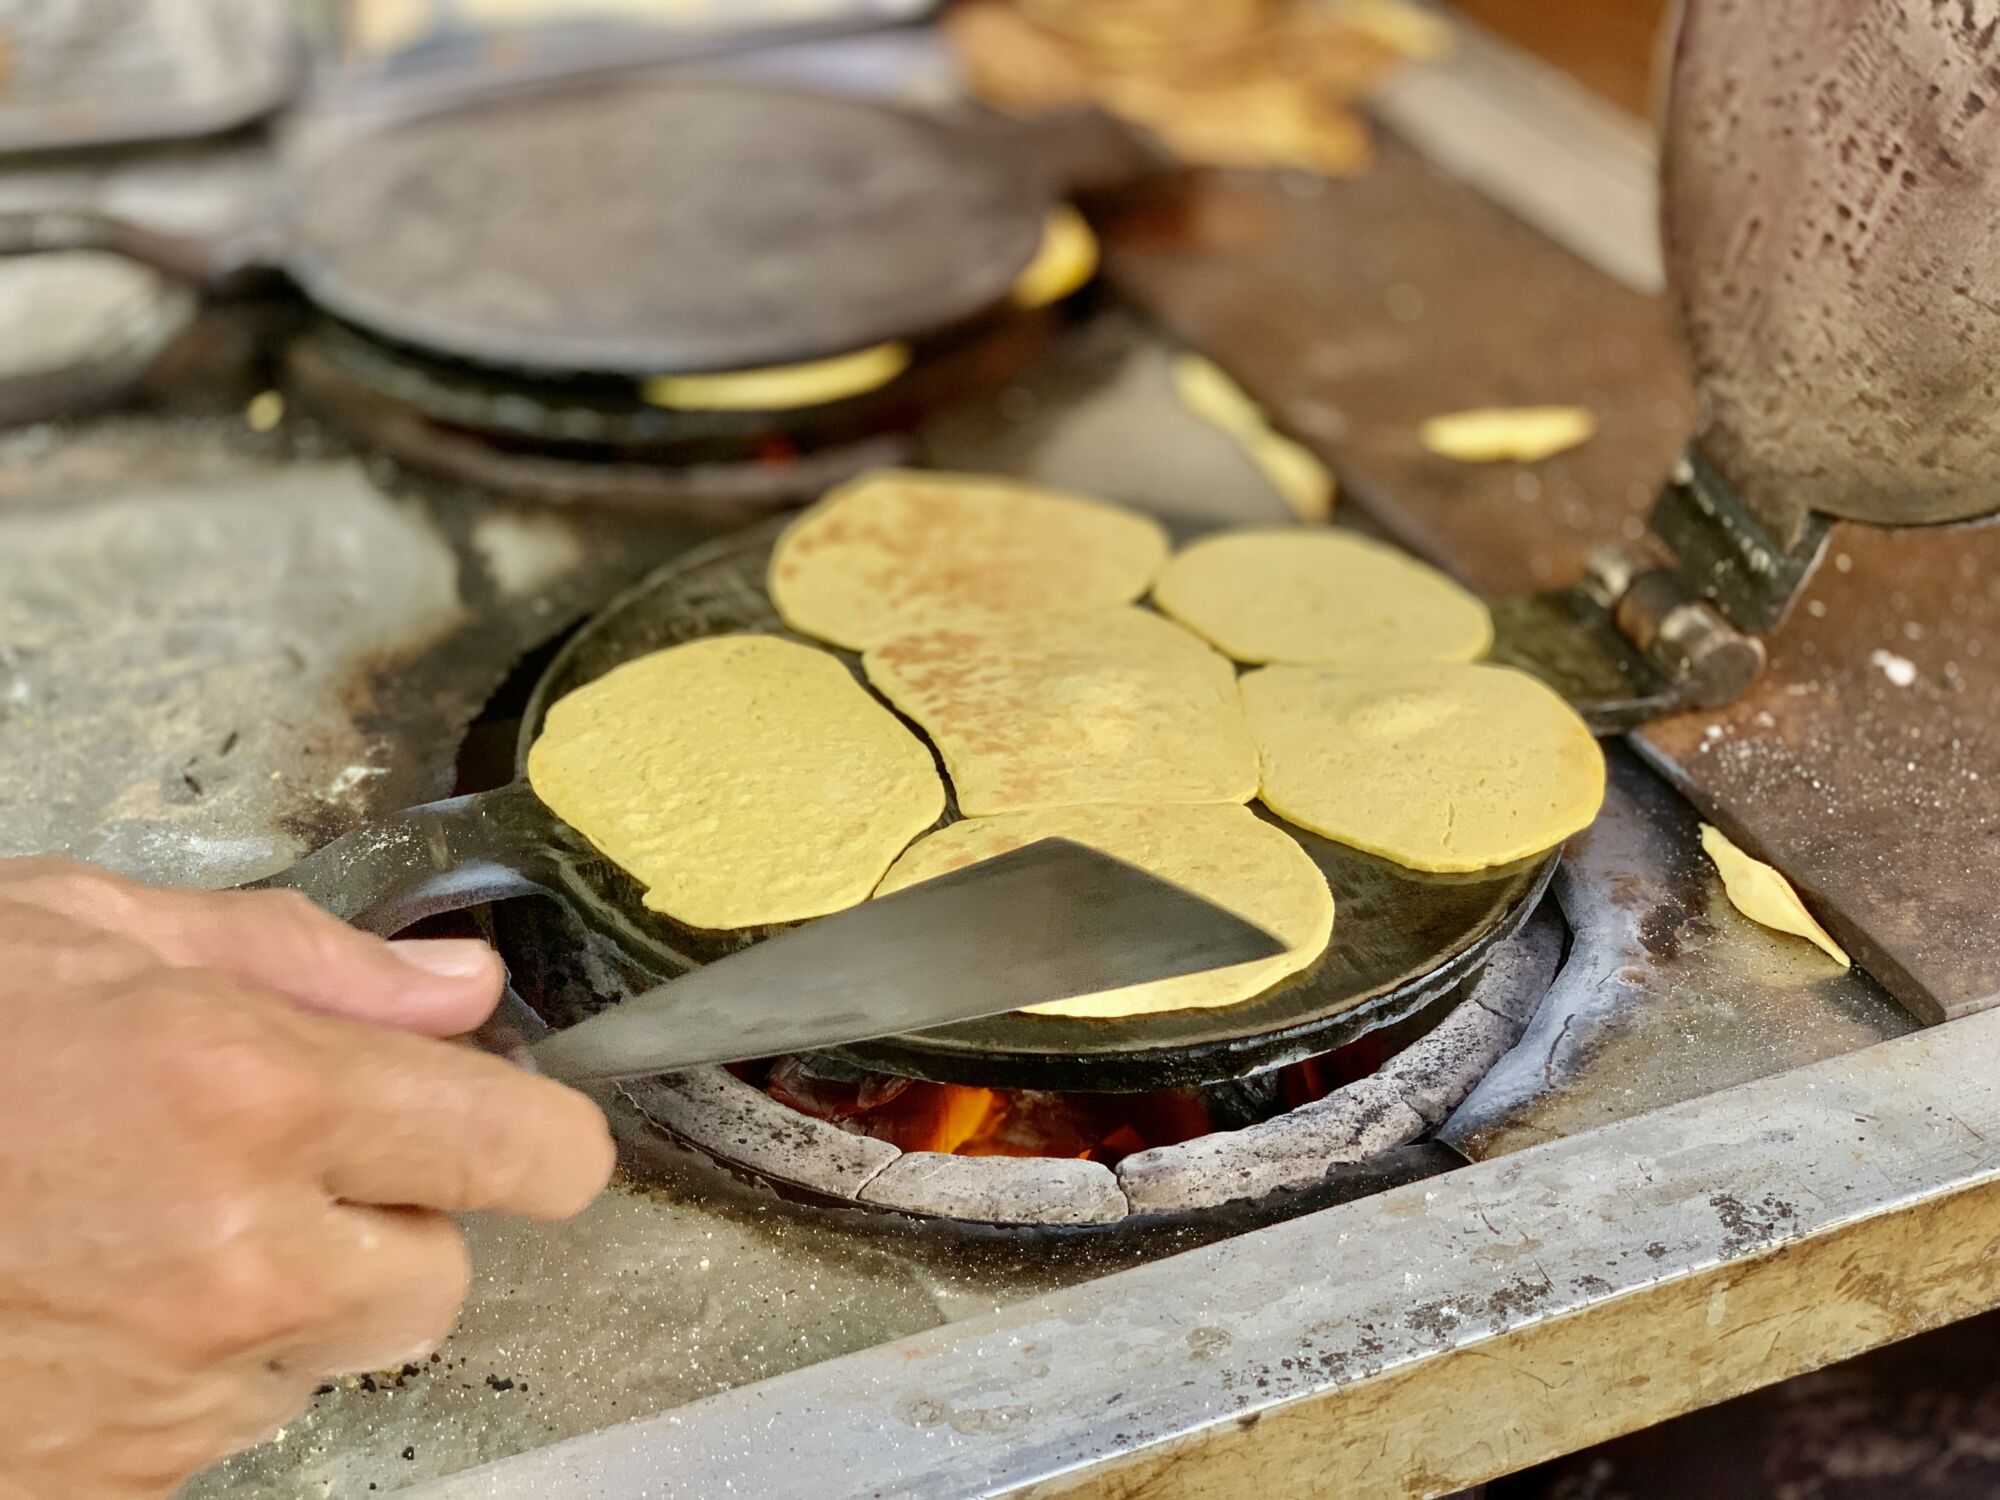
[1011, 204, 1100, 309]
[1420, 406, 1596, 463]
[527, 635, 943, 929]
[1701, 824, 1850, 966]
[864, 607, 1258, 816]
[1153, 528, 1491, 667]
[769, 469, 1170, 651]
[1242, 663, 1603, 872]
[638, 341, 910, 412]
[876, 803, 1332, 1018]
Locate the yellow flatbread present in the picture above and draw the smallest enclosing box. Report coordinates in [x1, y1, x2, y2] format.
[1170, 355, 1335, 522]
[527, 635, 943, 929]
[1153, 528, 1492, 668]
[638, 342, 911, 413]
[1242, 663, 1603, 872]
[1420, 406, 1596, 463]
[864, 607, 1258, 816]
[1011, 205, 1101, 309]
[1701, 824, 1851, 966]
[876, 803, 1332, 1018]
[769, 469, 1171, 651]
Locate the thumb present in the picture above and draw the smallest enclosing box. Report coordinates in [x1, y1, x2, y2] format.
[0, 859, 507, 1036]
[154, 888, 507, 1035]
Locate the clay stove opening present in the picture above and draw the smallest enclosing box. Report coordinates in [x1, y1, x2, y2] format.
[622, 910, 1565, 1229]
[739, 1017, 1412, 1167]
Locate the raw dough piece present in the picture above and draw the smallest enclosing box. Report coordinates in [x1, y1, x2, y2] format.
[864, 607, 1257, 816]
[527, 635, 943, 928]
[1242, 662, 1603, 871]
[1701, 823, 1851, 966]
[1420, 405, 1596, 462]
[769, 469, 1170, 651]
[1011, 204, 1100, 308]
[877, 803, 1333, 1017]
[638, 341, 910, 412]
[1153, 528, 1491, 667]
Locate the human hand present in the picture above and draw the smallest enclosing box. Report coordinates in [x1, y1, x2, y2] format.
[0, 859, 614, 1500]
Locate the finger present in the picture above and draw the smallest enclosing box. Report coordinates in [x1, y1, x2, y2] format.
[0, 861, 506, 1036]
[276, 1206, 472, 1376]
[0, 895, 157, 988]
[314, 1022, 614, 1221]
[137, 886, 502, 1037]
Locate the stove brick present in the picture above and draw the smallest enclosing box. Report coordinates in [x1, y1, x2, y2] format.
[858, 1152, 1130, 1226]
[1378, 1002, 1518, 1128]
[642, 1067, 899, 1199]
[1468, 907, 1566, 1026]
[1117, 1088, 1427, 1215]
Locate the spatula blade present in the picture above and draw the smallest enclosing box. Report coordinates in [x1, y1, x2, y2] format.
[527, 837, 1286, 1084]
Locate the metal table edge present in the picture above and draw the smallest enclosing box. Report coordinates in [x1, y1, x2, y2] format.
[402, 1007, 2000, 1500]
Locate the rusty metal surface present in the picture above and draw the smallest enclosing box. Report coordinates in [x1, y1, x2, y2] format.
[0, 0, 297, 155]
[289, 77, 1046, 375]
[1665, 0, 2000, 543]
[1636, 521, 2000, 1023]
[1442, 746, 1914, 1159]
[1098, 148, 1696, 597]
[1102, 143, 2000, 1028]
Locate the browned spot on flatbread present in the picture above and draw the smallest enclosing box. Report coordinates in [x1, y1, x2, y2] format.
[768, 469, 1170, 651]
[864, 607, 1257, 815]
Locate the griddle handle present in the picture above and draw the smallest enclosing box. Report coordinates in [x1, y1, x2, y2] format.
[248, 783, 554, 938]
[0, 208, 279, 291]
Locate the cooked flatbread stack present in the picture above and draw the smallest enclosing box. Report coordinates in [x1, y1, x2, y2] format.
[528, 466, 1604, 1019]
[945, 0, 1452, 180]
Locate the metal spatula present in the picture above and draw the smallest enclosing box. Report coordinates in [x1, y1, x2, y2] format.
[484, 837, 1286, 1084]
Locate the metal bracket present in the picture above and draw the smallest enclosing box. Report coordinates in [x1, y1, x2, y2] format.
[1649, 447, 1832, 634]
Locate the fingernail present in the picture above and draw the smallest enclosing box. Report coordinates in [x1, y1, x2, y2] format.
[391, 938, 497, 982]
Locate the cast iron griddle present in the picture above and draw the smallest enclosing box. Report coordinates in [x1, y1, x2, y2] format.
[516, 523, 1556, 1090]
[0, 76, 1047, 379]
[268, 519, 1555, 1092]
[287, 77, 1047, 376]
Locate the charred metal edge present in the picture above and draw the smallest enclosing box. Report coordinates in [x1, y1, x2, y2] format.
[406, 1006, 2000, 1500]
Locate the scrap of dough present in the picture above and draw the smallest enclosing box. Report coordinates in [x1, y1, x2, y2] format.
[1420, 406, 1597, 463]
[1170, 354, 1335, 522]
[864, 607, 1257, 816]
[1153, 528, 1492, 668]
[769, 469, 1170, 651]
[527, 635, 943, 929]
[1012, 204, 1101, 308]
[1701, 824, 1851, 967]
[877, 803, 1332, 1018]
[1242, 662, 1603, 872]
[638, 342, 911, 412]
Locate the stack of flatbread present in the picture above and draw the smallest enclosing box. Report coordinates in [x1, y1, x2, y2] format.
[945, 0, 1452, 179]
[529, 468, 1603, 1018]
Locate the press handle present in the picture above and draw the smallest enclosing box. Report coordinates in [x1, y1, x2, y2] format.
[250, 782, 557, 932]
[249, 783, 565, 1064]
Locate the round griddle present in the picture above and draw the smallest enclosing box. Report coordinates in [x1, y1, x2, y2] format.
[0, 77, 1048, 380]
[532, 524, 1553, 1090]
[269, 520, 1554, 1093]
[287, 305, 1058, 458]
